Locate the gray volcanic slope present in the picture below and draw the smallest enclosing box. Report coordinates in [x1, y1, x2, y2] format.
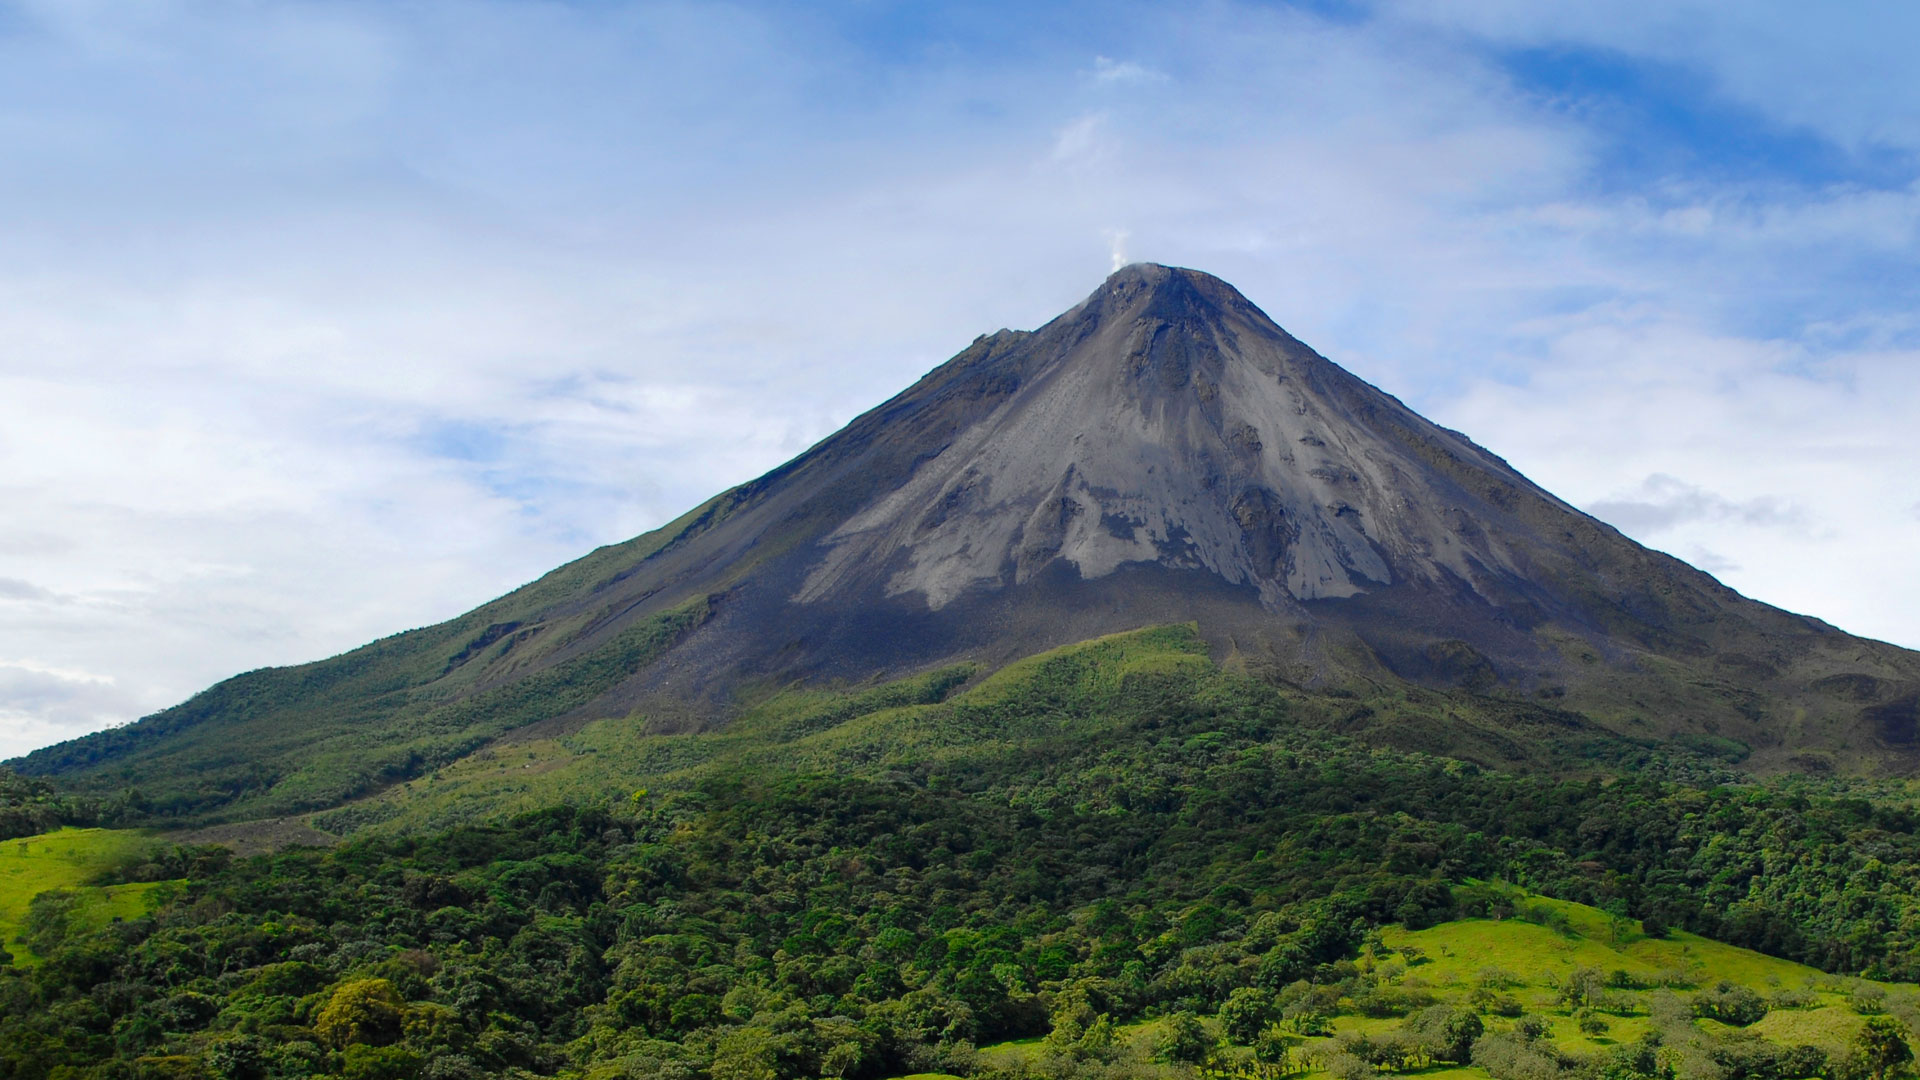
[20, 265, 1920, 806]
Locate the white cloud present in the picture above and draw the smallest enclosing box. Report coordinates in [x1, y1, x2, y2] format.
[1090, 56, 1166, 85]
[1433, 318, 1920, 648]
[1050, 112, 1110, 163]
[1681, 547, 1740, 577]
[1385, 0, 1920, 152]
[1587, 474, 1810, 536]
[0, 659, 140, 754]
[0, 579, 55, 603]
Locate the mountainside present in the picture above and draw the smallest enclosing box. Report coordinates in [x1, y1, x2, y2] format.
[15, 264, 1920, 818]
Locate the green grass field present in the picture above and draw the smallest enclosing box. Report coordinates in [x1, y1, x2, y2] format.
[0, 827, 167, 965]
[969, 888, 1896, 1080]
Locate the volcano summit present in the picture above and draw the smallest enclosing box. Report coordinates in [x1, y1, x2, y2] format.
[19, 265, 1920, 815]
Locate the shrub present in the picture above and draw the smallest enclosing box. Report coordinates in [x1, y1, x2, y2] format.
[1155, 1010, 1211, 1065]
[1323, 1050, 1374, 1080]
[1473, 1027, 1568, 1080]
[1400, 1005, 1482, 1065]
[1769, 987, 1817, 1010]
[1850, 1015, 1913, 1080]
[1470, 986, 1525, 1017]
[1559, 966, 1606, 1008]
[1253, 1024, 1302, 1068]
[1694, 981, 1768, 1027]
[341, 1044, 424, 1080]
[1853, 986, 1890, 1015]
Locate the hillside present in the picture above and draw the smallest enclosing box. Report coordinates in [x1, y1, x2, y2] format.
[14, 265, 1920, 826]
[7, 713, 1920, 1080]
[8, 628, 1920, 1077]
[0, 827, 172, 966]
[977, 890, 1904, 1079]
[298, 625, 1703, 838]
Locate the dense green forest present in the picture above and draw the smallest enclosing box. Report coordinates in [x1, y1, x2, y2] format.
[0, 769, 138, 842]
[8, 629, 1920, 1078]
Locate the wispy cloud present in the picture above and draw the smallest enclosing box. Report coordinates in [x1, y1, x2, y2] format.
[1089, 56, 1166, 85]
[0, 579, 55, 603]
[1588, 474, 1809, 536]
[1682, 546, 1739, 577]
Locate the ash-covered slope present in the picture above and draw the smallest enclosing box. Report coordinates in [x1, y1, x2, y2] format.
[802, 266, 1514, 608]
[18, 265, 1920, 815]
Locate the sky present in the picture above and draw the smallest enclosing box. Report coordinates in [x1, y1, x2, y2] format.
[2, 0, 1918, 760]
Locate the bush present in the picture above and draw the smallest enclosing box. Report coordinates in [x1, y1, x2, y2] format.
[203, 1036, 269, 1080]
[1323, 1050, 1374, 1080]
[1559, 966, 1606, 1008]
[1769, 987, 1817, 1010]
[1400, 1005, 1482, 1065]
[1352, 982, 1436, 1018]
[1253, 1024, 1302, 1068]
[1473, 1027, 1569, 1080]
[1853, 986, 1889, 1015]
[1849, 1015, 1913, 1080]
[341, 1044, 424, 1080]
[1155, 1010, 1210, 1065]
[1694, 981, 1769, 1027]
[1470, 986, 1525, 1017]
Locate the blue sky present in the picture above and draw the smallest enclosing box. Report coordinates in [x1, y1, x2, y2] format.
[2, 0, 1918, 757]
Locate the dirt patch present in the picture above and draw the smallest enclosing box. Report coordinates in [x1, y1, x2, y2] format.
[170, 817, 340, 856]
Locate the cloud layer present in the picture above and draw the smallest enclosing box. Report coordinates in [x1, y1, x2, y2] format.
[1, 1, 1916, 758]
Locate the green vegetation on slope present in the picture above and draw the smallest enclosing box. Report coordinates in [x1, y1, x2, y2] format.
[6, 628, 1920, 1079]
[0, 768, 128, 842]
[310, 627, 1920, 985]
[12, 595, 712, 823]
[0, 828, 171, 965]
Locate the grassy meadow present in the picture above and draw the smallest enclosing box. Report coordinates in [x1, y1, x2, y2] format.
[0, 826, 169, 964]
[975, 888, 1894, 1079]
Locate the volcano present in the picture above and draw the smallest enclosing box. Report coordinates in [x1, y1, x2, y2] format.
[19, 264, 1920, 814]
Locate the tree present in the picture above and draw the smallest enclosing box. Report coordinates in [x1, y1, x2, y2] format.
[1254, 1024, 1302, 1071]
[203, 1036, 268, 1080]
[1575, 1008, 1609, 1038]
[1603, 899, 1633, 944]
[315, 979, 407, 1049]
[1221, 986, 1277, 1045]
[1400, 1005, 1483, 1066]
[1856, 1016, 1914, 1080]
[1693, 981, 1768, 1026]
[1157, 1010, 1212, 1065]
[1559, 966, 1606, 1009]
[1288, 1011, 1335, 1036]
[1438, 1010, 1484, 1064]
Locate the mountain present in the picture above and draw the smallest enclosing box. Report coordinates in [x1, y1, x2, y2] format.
[15, 264, 1920, 818]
